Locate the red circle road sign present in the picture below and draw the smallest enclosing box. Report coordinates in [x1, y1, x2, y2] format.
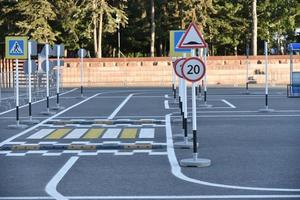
[173, 58, 186, 78]
[181, 57, 206, 82]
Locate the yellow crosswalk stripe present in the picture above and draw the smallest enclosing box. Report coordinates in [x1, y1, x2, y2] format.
[83, 128, 105, 139]
[45, 129, 72, 139]
[120, 128, 138, 139]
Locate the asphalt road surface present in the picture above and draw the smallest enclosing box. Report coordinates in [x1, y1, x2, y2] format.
[0, 87, 300, 200]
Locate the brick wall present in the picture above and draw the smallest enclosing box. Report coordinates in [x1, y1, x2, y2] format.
[59, 56, 300, 87]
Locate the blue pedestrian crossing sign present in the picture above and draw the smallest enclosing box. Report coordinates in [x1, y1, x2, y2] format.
[169, 30, 191, 57]
[5, 36, 28, 59]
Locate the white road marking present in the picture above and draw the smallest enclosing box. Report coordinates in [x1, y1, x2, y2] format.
[26, 150, 48, 154]
[27, 129, 55, 139]
[221, 99, 236, 108]
[64, 129, 88, 139]
[114, 152, 134, 156]
[45, 156, 79, 200]
[0, 88, 77, 116]
[196, 114, 300, 118]
[0, 93, 100, 147]
[102, 129, 121, 139]
[164, 94, 169, 98]
[107, 94, 134, 120]
[139, 128, 155, 138]
[165, 114, 300, 192]
[164, 100, 170, 109]
[6, 152, 26, 157]
[2, 194, 300, 199]
[42, 153, 62, 156]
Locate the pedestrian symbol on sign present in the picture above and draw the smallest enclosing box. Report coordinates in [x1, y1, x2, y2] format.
[9, 41, 24, 55]
[5, 36, 28, 59]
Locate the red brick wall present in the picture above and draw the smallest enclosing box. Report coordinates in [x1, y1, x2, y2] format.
[61, 56, 300, 87]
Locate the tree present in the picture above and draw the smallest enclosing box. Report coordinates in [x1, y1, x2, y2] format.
[15, 0, 59, 44]
[252, 0, 257, 55]
[150, 0, 155, 57]
[88, 0, 127, 58]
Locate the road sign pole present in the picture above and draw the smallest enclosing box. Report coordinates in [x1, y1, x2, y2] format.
[46, 44, 50, 112]
[16, 59, 19, 126]
[8, 59, 28, 129]
[57, 45, 60, 107]
[172, 59, 176, 101]
[80, 50, 84, 98]
[259, 41, 274, 112]
[265, 42, 269, 109]
[180, 48, 210, 167]
[28, 42, 32, 120]
[246, 45, 250, 94]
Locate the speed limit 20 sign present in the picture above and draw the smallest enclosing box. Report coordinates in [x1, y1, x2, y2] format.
[181, 57, 206, 82]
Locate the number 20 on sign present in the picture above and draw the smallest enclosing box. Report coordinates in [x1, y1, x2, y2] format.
[181, 57, 206, 82]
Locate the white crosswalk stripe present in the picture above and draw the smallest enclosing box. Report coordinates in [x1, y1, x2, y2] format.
[102, 129, 121, 139]
[27, 129, 55, 139]
[64, 129, 88, 139]
[139, 128, 155, 138]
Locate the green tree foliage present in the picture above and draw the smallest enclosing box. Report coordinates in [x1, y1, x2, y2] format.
[0, 0, 299, 57]
[15, 0, 59, 44]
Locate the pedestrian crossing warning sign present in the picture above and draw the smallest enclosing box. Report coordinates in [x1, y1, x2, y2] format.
[5, 36, 28, 59]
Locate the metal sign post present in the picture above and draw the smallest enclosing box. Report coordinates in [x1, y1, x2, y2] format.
[41, 44, 55, 115]
[259, 41, 274, 112]
[180, 50, 210, 167]
[172, 58, 177, 101]
[77, 49, 87, 98]
[6, 36, 28, 129]
[174, 53, 192, 148]
[199, 48, 211, 107]
[245, 45, 250, 94]
[23, 40, 39, 124]
[52, 44, 65, 110]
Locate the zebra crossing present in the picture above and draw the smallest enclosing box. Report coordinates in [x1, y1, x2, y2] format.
[26, 127, 156, 140]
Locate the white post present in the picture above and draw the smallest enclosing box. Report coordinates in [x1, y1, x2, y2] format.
[183, 53, 188, 142]
[80, 49, 84, 97]
[246, 46, 249, 93]
[16, 59, 19, 126]
[28, 41, 32, 120]
[45, 44, 50, 112]
[172, 58, 176, 101]
[264, 41, 269, 109]
[57, 45, 60, 107]
[203, 48, 208, 105]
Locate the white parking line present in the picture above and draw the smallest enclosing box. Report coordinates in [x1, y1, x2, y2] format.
[0, 93, 100, 147]
[107, 94, 134, 120]
[0, 88, 77, 116]
[165, 114, 300, 192]
[45, 156, 79, 200]
[221, 99, 236, 108]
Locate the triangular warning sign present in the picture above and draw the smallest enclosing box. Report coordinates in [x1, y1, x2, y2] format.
[177, 23, 207, 49]
[10, 41, 23, 54]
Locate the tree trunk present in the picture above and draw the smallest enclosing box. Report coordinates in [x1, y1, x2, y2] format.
[150, 0, 155, 57]
[252, 0, 257, 56]
[97, 7, 103, 58]
[93, 0, 98, 56]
